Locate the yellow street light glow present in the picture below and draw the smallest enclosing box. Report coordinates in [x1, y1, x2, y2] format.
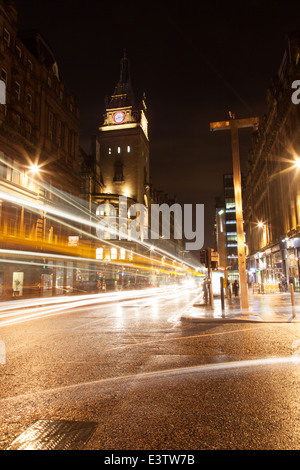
[30, 164, 40, 174]
[257, 221, 264, 228]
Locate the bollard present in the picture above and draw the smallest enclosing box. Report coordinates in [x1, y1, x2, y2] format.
[209, 282, 214, 310]
[220, 277, 225, 311]
[290, 283, 296, 319]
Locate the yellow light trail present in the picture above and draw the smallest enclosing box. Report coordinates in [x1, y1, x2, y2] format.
[0, 158, 204, 273]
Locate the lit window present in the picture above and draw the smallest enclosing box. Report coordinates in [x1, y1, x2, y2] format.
[96, 248, 103, 260]
[111, 248, 117, 260]
[120, 248, 126, 260]
[118, 147, 121, 154]
[108, 147, 112, 155]
[127, 146, 130, 153]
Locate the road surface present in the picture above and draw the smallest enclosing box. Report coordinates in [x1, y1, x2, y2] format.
[0, 284, 300, 450]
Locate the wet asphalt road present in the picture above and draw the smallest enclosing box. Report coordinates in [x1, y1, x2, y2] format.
[0, 285, 300, 451]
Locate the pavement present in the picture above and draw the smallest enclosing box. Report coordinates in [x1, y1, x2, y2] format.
[181, 290, 300, 323]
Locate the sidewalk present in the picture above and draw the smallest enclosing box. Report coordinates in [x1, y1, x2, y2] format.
[181, 290, 300, 323]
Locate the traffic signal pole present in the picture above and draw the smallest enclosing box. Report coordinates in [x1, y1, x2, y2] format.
[210, 116, 259, 313]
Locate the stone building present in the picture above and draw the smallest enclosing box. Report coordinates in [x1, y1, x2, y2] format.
[244, 31, 300, 291]
[0, 0, 81, 298]
[79, 52, 185, 288]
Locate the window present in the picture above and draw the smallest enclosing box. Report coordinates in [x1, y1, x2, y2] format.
[120, 248, 126, 260]
[27, 93, 32, 111]
[96, 248, 103, 260]
[16, 45, 22, 59]
[15, 82, 20, 101]
[127, 146, 130, 153]
[108, 147, 112, 155]
[117, 147, 121, 154]
[226, 201, 235, 210]
[111, 248, 117, 260]
[57, 120, 62, 146]
[113, 160, 124, 182]
[48, 111, 53, 138]
[3, 28, 10, 47]
[227, 235, 237, 242]
[1, 68, 7, 84]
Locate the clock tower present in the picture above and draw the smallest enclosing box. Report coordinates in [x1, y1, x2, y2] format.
[98, 51, 150, 210]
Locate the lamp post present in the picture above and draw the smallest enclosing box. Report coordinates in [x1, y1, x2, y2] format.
[210, 116, 259, 313]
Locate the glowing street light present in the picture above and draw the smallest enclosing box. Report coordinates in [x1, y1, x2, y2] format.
[257, 221, 264, 228]
[30, 163, 40, 174]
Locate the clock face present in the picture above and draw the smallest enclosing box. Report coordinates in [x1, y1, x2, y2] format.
[114, 112, 125, 124]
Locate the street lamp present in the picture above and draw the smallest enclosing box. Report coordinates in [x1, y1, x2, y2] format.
[30, 163, 40, 174]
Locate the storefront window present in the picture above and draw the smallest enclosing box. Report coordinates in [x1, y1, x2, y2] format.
[12, 272, 24, 296]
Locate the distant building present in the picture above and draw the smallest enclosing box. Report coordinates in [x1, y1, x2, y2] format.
[215, 174, 245, 281]
[244, 31, 300, 290]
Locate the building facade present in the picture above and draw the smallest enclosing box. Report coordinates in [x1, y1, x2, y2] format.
[214, 173, 245, 281]
[244, 31, 300, 291]
[0, 0, 82, 298]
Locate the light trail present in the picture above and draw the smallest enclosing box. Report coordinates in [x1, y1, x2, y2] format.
[0, 159, 203, 273]
[0, 356, 298, 404]
[0, 285, 187, 327]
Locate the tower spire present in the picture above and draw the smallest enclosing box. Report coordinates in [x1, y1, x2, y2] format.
[119, 48, 131, 85]
[108, 50, 135, 109]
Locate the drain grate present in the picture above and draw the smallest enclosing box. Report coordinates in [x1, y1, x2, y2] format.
[7, 419, 98, 450]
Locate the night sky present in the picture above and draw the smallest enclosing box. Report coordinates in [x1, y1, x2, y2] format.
[13, 0, 300, 250]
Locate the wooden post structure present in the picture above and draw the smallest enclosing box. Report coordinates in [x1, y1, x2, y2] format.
[210, 116, 259, 313]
